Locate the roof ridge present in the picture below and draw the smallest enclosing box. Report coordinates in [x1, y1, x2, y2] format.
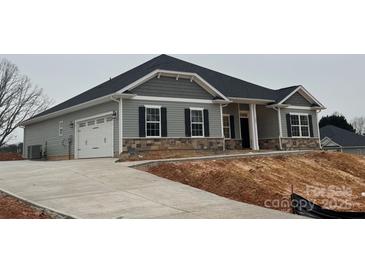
[161, 54, 276, 92]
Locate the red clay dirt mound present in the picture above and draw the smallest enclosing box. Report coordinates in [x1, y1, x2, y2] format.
[144, 152, 365, 213]
[0, 152, 24, 161]
[0, 191, 53, 219]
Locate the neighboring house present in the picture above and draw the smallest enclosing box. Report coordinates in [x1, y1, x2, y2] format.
[320, 125, 365, 155]
[21, 55, 326, 160]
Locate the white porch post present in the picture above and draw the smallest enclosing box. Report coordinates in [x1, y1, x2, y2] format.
[220, 104, 226, 151]
[249, 104, 259, 150]
[119, 98, 123, 155]
[277, 107, 283, 150]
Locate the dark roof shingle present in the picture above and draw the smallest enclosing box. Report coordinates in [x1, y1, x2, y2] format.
[320, 125, 365, 147]
[31, 55, 305, 119]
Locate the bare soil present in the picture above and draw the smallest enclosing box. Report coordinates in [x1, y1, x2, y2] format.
[0, 191, 55, 219]
[143, 152, 365, 213]
[119, 149, 257, 162]
[0, 152, 24, 161]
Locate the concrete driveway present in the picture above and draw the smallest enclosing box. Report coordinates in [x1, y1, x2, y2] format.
[0, 159, 299, 218]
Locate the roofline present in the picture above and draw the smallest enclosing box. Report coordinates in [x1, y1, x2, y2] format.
[115, 69, 231, 102]
[228, 97, 275, 105]
[20, 94, 114, 126]
[278, 85, 326, 108]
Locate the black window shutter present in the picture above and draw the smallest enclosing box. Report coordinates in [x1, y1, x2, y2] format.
[229, 115, 235, 139]
[286, 113, 292, 137]
[184, 109, 191, 137]
[161, 107, 167, 137]
[204, 109, 210, 137]
[139, 106, 146, 137]
[308, 115, 314, 137]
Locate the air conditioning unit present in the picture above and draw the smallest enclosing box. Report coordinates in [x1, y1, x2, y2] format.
[27, 145, 42, 160]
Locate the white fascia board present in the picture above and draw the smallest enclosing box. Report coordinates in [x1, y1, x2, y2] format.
[74, 111, 114, 123]
[20, 95, 113, 126]
[129, 95, 217, 104]
[278, 86, 326, 109]
[229, 97, 275, 105]
[284, 105, 326, 110]
[115, 69, 230, 102]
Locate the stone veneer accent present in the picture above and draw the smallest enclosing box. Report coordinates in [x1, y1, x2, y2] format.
[281, 138, 320, 150]
[259, 139, 281, 150]
[259, 138, 320, 150]
[224, 139, 243, 150]
[123, 138, 224, 152]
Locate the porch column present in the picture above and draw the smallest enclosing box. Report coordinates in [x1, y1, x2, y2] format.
[119, 98, 123, 154]
[249, 104, 259, 150]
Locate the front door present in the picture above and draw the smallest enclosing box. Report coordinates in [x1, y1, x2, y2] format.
[240, 117, 250, 148]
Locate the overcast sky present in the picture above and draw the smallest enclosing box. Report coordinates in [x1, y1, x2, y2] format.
[1, 54, 364, 143]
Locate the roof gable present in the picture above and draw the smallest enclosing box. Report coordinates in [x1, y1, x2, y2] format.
[283, 91, 313, 106]
[130, 75, 215, 100]
[277, 86, 325, 108]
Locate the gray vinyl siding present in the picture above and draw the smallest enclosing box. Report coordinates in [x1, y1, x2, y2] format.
[284, 92, 312, 107]
[280, 108, 319, 138]
[222, 103, 240, 139]
[342, 147, 365, 155]
[323, 146, 365, 155]
[239, 104, 249, 111]
[256, 105, 279, 139]
[131, 76, 214, 99]
[122, 99, 222, 138]
[24, 101, 119, 158]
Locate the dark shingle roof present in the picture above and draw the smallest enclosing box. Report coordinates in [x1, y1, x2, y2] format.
[320, 125, 365, 147]
[31, 55, 304, 119]
[274, 86, 301, 102]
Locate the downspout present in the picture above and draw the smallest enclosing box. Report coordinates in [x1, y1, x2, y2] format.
[220, 104, 227, 151]
[111, 95, 123, 156]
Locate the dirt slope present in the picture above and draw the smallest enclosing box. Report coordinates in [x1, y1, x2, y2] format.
[144, 152, 365, 213]
[0, 152, 23, 161]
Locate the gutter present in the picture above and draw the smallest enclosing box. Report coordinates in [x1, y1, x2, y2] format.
[20, 94, 114, 126]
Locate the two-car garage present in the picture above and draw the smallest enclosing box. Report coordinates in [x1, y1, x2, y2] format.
[76, 114, 114, 159]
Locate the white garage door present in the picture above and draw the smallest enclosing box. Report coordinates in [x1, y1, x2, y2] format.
[77, 116, 114, 159]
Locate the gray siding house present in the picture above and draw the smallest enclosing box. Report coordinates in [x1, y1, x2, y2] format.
[320, 125, 365, 155]
[21, 55, 326, 160]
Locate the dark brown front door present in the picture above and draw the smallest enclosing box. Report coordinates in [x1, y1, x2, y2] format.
[240, 118, 250, 148]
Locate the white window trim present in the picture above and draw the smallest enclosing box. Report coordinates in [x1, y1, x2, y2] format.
[190, 107, 205, 138]
[289, 113, 310, 138]
[58, 121, 64, 136]
[145, 105, 161, 138]
[222, 114, 231, 139]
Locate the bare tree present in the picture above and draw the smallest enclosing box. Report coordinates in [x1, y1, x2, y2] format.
[0, 58, 52, 147]
[352, 117, 365, 135]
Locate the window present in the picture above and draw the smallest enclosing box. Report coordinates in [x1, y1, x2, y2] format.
[58, 121, 63, 136]
[146, 106, 161, 137]
[223, 115, 231, 139]
[290, 114, 310, 137]
[191, 109, 204, 137]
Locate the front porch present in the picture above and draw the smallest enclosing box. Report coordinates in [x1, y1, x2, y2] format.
[221, 101, 321, 151]
[221, 102, 260, 151]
